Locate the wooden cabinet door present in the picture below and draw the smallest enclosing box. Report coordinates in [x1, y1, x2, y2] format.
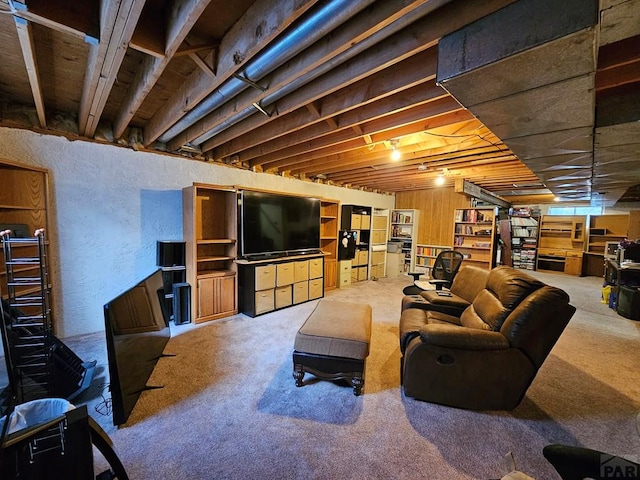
[198, 277, 216, 318]
[215, 275, 237, 315]
[198, 274, 237, 320]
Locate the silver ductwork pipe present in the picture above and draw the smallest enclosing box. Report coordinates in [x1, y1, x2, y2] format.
[159, 0, 373, 143]
[190, 0, 453, 147]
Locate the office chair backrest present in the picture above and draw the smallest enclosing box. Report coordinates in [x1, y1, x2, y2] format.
[432, 250, 464, 283]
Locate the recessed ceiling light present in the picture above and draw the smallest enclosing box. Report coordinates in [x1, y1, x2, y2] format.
[417, 164, 428, 171]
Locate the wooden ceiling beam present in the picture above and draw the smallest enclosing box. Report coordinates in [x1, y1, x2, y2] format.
[143, 0, 322, 145]
[255, 97, 462, 170]
[128, 3, 166, 58]
[200, 0, 514, 154]
[212, 49, 439, 160]
[78, 0, 146, 137]
[8, 0, 100, 44]
[299, 144, 510, 178]
[169, 0, 435, 150]
[112, 0, 212, 140]
[326, 153, 521, 183]
[243, 80, 446, 167]
[285, 111, 478, 175]
[13, 16, 45, 127]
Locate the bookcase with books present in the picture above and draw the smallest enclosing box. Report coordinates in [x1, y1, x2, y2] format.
[453, 208, 497, 270]
[415, 244, 451, 275]
[390, 209, 419, 273]
[509, 210, 539, 270]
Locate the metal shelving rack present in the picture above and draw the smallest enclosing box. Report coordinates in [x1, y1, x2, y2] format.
[1, 228, 55, 401]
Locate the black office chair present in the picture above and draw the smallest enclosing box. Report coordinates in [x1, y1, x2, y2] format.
[403, 250, 464, 295]
[543, 444, 640, 480]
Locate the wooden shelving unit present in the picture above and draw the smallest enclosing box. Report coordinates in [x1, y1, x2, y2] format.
[452, 208, 497, 270]
[537, 215, 586, 275]
[390, 209, 419, 274]
[370, 209, 389, 279]
[509, 214, 539, 270]
[0, 159, 52, 319]
[183, 183, 238, 323]
[341, 205, 372, 282]
[415, 244, 451, 275]
[320, 199, 339, 291]
[584, 213, 630, 277]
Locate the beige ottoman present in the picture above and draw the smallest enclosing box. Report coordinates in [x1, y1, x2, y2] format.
[293, 299, 372, 395]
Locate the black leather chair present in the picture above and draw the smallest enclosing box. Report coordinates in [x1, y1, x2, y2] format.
[543, 444, 640, 480]
[403, 250, 464, 295]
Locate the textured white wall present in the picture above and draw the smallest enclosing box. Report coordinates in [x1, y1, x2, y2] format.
[0, 127, 394, 338]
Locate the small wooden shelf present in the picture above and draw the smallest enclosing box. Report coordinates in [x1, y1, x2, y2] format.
[197, 238, 235, 244]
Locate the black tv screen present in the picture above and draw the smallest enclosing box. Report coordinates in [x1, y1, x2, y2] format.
[239, 190, 321, 258]
[103, 269, 171, 425]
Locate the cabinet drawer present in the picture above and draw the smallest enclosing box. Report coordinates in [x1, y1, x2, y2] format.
[360, 214, 371, 230]
[309, 258, 323, 279]
[371, 251, 385, 265]
[276, 263, 295, 286]
[294, 260, 309, 283]
[371, 230, 386, 244]
[339, 275, 351, 287]
[255, 289, 274, 315]
[275, 285, 292, 309]
[373, 215, 387, 230]
[538, 248, 566, 257]
[293, 281, 309, 304]
[351, 268, 359, 282]
[565, 251, 583, 258]
[339, 260, 351, 273]
[357, 266, 368, 281]
[255, 265, 276, 290]
[351, 214, 362, 230]
[355, 249, 368, 266]
[309, 279, 323, 299]
[371, 263, 385, 279]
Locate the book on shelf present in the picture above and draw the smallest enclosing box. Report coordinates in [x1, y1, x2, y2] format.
[392, 211, 412, 224]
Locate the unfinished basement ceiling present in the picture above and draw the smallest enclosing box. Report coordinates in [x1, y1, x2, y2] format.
[0, 0, 639, 204]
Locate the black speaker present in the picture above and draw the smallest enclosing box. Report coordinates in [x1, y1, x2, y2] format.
[157, 241, 186, 267]
[617, 285, 640, 320]
[172, 283, 191, 325]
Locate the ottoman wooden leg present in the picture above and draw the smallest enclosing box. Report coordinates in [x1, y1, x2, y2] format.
[352, 376, 364, 396]
[293, 363, 305, 387]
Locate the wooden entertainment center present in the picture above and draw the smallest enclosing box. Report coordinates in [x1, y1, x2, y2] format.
[183, 183, 331, 322]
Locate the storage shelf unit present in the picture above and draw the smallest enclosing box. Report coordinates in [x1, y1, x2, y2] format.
[584, 213, 630, 277]
[452, 208, 497, 270]
[320, 199, 339, 291]
[390, 209, 419, 274]
[237, 255, 324, 317]
[415, 244, 451, 276]
[0, 159, 51, 312]
[370, 209, 389, 279]
[509, 215, 539, 270]
[537, 215, 585, 275]
[183, 184, 238, 323]
[341, 205, 371, 282]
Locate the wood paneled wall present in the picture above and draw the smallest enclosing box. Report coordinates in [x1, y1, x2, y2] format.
[395, 188, 471, 246]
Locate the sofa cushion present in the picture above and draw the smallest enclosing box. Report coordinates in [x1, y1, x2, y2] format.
[487, 266, 545, 310]
[461, 289, 508, 330]
[420, 290, 470, 309]
[449, 265, 490, 303]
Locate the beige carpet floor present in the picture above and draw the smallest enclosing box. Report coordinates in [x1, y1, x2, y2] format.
[65, 270, 640, 479]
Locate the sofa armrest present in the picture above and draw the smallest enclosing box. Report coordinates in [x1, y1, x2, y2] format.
[419, 323, 510, 350]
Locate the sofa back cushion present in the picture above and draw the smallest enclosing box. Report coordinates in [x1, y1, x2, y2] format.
[450, 265, 490, 303]
[501, 285, 575, 367]
[460, 266, 546, 331]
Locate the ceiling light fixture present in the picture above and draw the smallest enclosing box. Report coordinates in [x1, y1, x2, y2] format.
[435, 172, 446, 186]
[417, 163, 428, 171]
[389, 139, 401, 161]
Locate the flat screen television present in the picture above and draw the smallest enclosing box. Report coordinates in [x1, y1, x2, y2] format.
[103, 269, 171, 425]
[239, 190, 321, 259]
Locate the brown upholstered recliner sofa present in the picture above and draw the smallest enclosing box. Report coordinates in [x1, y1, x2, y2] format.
[399, 266, 576, 410]
[401, 264, 489, 316]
